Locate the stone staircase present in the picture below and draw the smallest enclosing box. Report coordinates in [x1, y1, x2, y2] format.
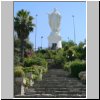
[16, 69, 86, 98]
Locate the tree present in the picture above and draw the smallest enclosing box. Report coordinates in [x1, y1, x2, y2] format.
[62, 40, 76, 50]
[74, 41, 86, 60]
[14, 9, 35, 63]
[66, 40, 76, 47]
[66, 48, 75, 61]
[62, 41, 67, 48]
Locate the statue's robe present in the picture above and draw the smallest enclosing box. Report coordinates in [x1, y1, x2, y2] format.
[48, 11, 61, 32]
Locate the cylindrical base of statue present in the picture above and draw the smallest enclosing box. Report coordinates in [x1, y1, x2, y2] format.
[48, 32, 62, 50]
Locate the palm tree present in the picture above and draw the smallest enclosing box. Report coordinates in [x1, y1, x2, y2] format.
[14, 9, 35, 63]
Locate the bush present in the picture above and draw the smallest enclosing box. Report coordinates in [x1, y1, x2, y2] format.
[53, 50, 66, 68]
[66, 48, 75, 61]
[63, 62, 71, 71]
[32, 66, 43, 80]
[14, 55, 20, 66]
[64, 45, 69, 51]
[24, 57, 48, 68]
[53, 55, 65, 68]
[23, 65, 47, 80]
[45, 50, 54, 59]
[23, 65, 41, 74]
[14, 66, 25, 77]
[24, 57, 34, 67]
[37, 49, 47, 54]
[42, 66, 48, 73]
[24, 77, 30, 87]
[70, 60, 86, 77]
[36, 53, 45, 58]
[33, 57, 48, 68]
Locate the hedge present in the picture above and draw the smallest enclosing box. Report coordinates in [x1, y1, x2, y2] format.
[70, 60, 86, 77]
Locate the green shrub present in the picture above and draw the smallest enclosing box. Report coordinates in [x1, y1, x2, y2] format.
[14, 54, 20, 66]
[24, 57, 34, 67]
[23, 65, 40, 74]
[23, 66, 33, 73]
[31, 74, 38, 80]
[33, 57, 48, 67]
[36, 53, 45, 58]
[42, 66, 48, 73]
[14, 66, 25, 77]
[64, 62, 71, 71]
[64, 45, 69, 51]
[45, 50, 54, 59]
[66, 49, 74, 61]
[23, 65, 47, 80]
[70, 60, 86, 77]
[24, 57, 48, 68]
[36, 72, 43, 81]
[24, 77, 30, 87]
[37, 49, 47, 54]
[52, 49, 66, 68]
[53, 55, 65, 68]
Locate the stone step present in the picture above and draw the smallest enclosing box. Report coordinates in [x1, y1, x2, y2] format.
[38, 79, 81, 82]
[33, 84, 84, 87]
[44, 71, 68, 73]
[22, 69, 86, 98]
[34, 82, 83, 86]
[34, 81, 84, 85]
[15, 93, 86, 98]
[45, 71, 67, 73]
[43, 75, 68, 77]
[25, 90, 86, 95]
[43, 77, 79, 79]
[42, 77, 79, 79]
[46, 69, 66, 71]
[44, 74, 68, 76]
[33, 85, 86, 87]
[54, 94, 86, 98]
[44, 73, 68, 75]
[15, 94, 55, 98]
[32, 84, 86, 88]
[27, 87, 86, 92]
[41, 78, 75, 81]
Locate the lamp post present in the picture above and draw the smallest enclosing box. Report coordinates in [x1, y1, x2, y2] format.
[67, 37, 69, 42]
[41, 36, 43, 49]
[72, 15, 76, 43]
[35, 14, 38, 52]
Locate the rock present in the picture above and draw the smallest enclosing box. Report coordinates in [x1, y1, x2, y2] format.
[30, 79, 34, 87]
[78, 71, 86, 84]
[26, 72, 33, 79]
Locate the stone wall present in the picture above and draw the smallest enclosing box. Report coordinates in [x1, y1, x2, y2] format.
[14, 77, 25, 96]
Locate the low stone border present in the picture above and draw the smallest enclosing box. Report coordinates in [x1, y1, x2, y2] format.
[78, 71, 86, 84]
[14, 77, 26, 95]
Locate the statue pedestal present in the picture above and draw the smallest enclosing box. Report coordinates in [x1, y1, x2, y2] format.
[48, 32, 62, 49]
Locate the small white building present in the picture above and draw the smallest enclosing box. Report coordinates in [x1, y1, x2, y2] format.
[48, 8, 62, 49]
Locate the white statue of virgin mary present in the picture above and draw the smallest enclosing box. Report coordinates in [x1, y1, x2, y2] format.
[48, 8, 61, 33]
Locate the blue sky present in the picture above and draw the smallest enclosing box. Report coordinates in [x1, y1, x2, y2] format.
[14, 1, 86, 49]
